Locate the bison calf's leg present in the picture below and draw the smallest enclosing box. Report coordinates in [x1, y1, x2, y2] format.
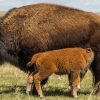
[72, 71, 80, 98]
[33, 73, 44, 98]
[33, 69, 53, 98]
[32, 78, 48, 95]
[80, 68, 88, 83]
[68, 73, 73, 91]
[68, 69, 88, 91]
[26, 72, 34, 95]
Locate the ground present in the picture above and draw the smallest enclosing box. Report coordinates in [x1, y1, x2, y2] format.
[0, 63, 100, 100]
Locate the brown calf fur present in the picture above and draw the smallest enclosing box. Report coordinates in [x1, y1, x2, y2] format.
[26, 48, 94, 98]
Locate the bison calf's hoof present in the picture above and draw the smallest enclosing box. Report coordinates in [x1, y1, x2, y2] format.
[26, 90, 30, 95]
[72, 91, 78, 98]
[73, 95, 78, 98]
[40, 94, 44, 98]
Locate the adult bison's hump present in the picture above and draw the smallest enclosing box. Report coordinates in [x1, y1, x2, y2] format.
[1, 4, 95, 50]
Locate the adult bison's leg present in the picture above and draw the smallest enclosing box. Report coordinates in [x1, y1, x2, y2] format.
[91, 52, 100, 96]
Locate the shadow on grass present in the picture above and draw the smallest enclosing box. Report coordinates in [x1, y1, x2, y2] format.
[45, 86, 90, 97]
[45, 87, 72, 97]
[0, 85, 90, 97]
[0, 85, 26, 94]
[78, 90, 90, 95]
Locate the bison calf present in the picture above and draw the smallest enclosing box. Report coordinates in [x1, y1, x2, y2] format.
[26, 48, 94, 98]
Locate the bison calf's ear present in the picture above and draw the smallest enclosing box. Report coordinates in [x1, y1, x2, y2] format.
[86, 48, 92, 53]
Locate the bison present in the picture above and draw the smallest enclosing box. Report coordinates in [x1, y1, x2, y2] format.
[0, 3, 100, 95]
[26, 47, 94, 98]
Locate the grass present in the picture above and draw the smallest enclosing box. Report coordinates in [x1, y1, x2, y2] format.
[0, 63, 100, 100]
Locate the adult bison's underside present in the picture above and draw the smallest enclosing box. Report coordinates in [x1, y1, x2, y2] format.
[0, 3, 100, 95]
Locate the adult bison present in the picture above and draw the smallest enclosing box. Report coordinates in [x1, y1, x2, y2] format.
[0, 3, 100, 95]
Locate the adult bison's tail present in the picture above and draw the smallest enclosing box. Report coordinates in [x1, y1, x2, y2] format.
[27, 53, 41, 67]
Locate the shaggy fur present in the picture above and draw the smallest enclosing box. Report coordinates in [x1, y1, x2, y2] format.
[26, 48, 94, 97]
[0, 3, 100, 95]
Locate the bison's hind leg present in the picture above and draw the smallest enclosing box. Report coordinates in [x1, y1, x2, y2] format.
[32, 78, 48, 95]
[26, 72, 34, 95]
[33, 69, 55, 97]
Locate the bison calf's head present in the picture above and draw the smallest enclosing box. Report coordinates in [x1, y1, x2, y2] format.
[85, 48, 95, 67]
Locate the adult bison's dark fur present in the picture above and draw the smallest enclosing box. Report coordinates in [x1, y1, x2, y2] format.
[0, 3, 100, 95]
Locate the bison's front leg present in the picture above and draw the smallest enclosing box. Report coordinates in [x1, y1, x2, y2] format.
[91, 53, 100, 96]
[71, 71, 80, 98]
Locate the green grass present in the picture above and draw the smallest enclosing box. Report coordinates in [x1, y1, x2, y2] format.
[0, 63, 100, 100]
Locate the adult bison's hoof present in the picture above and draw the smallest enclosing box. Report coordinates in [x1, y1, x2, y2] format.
[92, 81, 100, 96]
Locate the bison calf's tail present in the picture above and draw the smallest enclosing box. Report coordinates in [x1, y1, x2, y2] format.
[27, 53, 41, 67]
[27, 61, 33, 67]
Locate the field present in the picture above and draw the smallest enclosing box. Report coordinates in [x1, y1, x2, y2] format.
[0, 63, 100, 100]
